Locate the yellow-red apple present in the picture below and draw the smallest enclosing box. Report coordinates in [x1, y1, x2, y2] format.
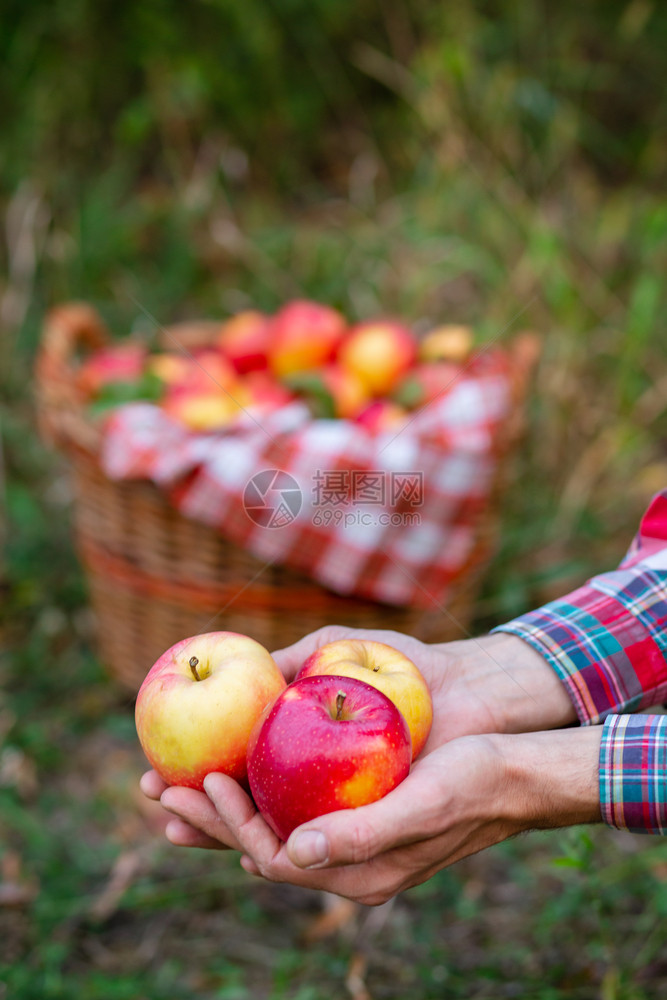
[247, 674, 412, 840]
[162, 389, 248, 431]
[296, 638, 433, 760]
[268, 300, 348, 378]
[146, 352, 193, 386]
[135, 631, 287, 790]
[285, 364, 370, 419]
[320, 363, 370, 419]
[337, 320, 416, 396]
[418, 324, 473, 363]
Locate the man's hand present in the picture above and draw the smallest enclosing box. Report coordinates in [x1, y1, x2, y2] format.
[142, 726, 601, 905]
[140, 624, 589, 902]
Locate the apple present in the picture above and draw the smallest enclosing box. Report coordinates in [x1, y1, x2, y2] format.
[247, 674, 412, 840]
[173, 350, 238, 395]
[418, 324, 473, 364]
[268, 299, 348, 379]
[135, 631, 287, 791]
[337, 320, 416, 396]
[393, 361, 462, 409]
[218, 310, 272, 374]
[77, 343, 147, 396]
[320, 363, 370, 419]
[162, 389, 248, 431]
[243, 371, 295, 415]
[146, 352, 193, 386]
[296, 639, 433, 760]
[355, 399, 408, 434]
[285, 363, 370, 420]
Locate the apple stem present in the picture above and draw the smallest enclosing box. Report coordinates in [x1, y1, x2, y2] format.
[189, 656, 201, 682]
[336, 690, 346, 720]
[372, 665, 380, 672]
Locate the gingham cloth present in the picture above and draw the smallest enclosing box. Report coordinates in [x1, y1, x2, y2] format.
[497, 490, 667, 834]
[101, 350, 514, 609]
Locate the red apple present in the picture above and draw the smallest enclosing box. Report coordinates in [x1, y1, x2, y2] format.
[355, 399, 408, 434]
[418, 325, 473, 364]
[297, 639, 433, 760]
[135, 631, 287, 791]
[218, 310, 272, 374]
[247, 674, 412, 840]
[268, 300, 348, 379]
[337, 320, 416, 396]
[243, 371, 294, 415]
[77, 343, 147, 396]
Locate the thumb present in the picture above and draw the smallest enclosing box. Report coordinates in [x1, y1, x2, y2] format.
[285, 766, 436, 870]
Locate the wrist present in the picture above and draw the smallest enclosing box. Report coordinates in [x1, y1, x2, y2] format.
[438, 632, 578, 734]
[491, 728, 603, 830]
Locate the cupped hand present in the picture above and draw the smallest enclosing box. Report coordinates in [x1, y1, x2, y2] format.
[139, 623, 581, 894]
[142, 724, 601, 905]
[145, 733, 518, 904]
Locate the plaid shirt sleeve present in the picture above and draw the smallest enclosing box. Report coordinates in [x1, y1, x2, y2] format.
[494, 490, 667, 834]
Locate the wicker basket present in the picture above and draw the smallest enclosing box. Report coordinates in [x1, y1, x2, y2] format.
[35, 303, 537, 692]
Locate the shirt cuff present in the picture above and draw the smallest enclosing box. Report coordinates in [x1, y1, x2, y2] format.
[493, 580, 667, 725]
[600, 714, 667, 834]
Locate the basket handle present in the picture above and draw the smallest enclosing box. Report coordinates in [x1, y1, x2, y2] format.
[34, 303, 111, 454]
[38, 302, 110, 383]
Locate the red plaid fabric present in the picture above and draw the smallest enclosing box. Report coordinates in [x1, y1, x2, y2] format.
[101, 351, 514, 609]
[497, 490, 667, 834]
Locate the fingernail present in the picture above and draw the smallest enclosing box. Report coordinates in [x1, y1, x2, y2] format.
[290, 830, 329, 868]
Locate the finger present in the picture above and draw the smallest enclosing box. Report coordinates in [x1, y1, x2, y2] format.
[202, 772, 284, 871]
[165, 817, 228, 851]
[271, 625, 358, 680]
[140, 769, 169, 800]
[203, 773, 412, 904]
[160, 782, 244, 851]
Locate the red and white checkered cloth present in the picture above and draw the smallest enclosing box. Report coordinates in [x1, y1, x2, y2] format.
[101, 351, 515, 609]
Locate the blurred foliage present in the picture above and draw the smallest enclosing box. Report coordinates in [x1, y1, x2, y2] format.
[2, 0, 667, 997]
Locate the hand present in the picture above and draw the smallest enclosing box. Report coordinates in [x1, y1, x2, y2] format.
[140, 624, 585, 898]
[142, 726, 602, 905]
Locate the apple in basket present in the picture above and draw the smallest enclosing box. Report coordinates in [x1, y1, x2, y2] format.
[247, 674, 412, 840]
[337, 319, 416, 396]
[162, 388, 249, 432]
[355, 399, 408, 434]
[135, 632, 287, 790]
[418, 324, 473, 364]
[296, 639, 433, 759]
[218, 310, 272, 374]
[268, 299, 348, 379]
[243, 371, 295, 415]
[76, 343, 147, 396]
[285, 363, 370, 420]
